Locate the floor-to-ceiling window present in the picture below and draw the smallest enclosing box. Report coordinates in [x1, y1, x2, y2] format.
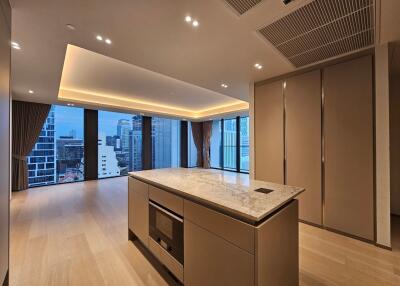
[98, 111, 142, 178]
[152, 117, 180, 169]
[210, 120, 222, 169]
[240, 117, 250, 172]
[223, 118, 237, 171]
[208, 116, 249, 173]
[27, 105, 84, 187]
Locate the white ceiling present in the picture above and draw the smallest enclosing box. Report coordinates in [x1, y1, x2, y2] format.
[58, 44, 247, 119]
[9, 0, 400, 118]
[10, 0, 316, 117]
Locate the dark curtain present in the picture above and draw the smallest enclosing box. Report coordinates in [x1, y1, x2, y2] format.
[191, 122, 203, 167]
[12, 101, 51, 191]
[202, 121, 213, 169]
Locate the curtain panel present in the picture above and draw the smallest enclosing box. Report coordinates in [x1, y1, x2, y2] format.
[202, 121, 213, 168]
[190, 122, 203, 167]
[12, 101, 51, 191]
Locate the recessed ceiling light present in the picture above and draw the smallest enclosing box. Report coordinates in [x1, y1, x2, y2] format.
[11, 42, 21, 50]
[28, 90, 34, 94]
[105, 38, 112, 45]
[185, 16, 192, 23]
[140, 113, 145, 116]
[192, 20, 199, 27]
[254, 63, 263, 70]
[221, 83, 228, 88]
[67, 103, 74, 106]
[66, 24, 76, 30]
[96, 35, 103, 41]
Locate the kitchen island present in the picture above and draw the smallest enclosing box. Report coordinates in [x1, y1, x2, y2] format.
[128, 168, 304, 286]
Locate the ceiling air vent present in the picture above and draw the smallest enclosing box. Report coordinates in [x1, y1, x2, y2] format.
[225, 0, 262, 15]
[258, 0, 375, 68]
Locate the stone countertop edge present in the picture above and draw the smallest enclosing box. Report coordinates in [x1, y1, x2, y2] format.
[128, 168, 304, 224]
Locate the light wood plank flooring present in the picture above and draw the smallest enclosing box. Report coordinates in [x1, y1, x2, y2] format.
[10, 177, 400, 286]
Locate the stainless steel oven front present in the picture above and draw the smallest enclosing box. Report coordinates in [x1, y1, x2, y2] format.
[149, 200, 184, 264]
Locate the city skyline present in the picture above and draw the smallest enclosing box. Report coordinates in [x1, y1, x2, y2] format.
[28, 105, 249, 188]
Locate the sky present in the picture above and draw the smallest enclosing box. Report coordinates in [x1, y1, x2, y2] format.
[54, 106, 136, 139]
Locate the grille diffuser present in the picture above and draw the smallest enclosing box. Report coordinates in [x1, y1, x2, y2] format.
[225, 0, 262, 15]
[258, 0, 375, 67]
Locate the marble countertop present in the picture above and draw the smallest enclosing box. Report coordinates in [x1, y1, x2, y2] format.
[129, 168, 304, 223]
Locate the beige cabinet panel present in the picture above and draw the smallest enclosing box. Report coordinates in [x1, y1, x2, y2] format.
[128, 178, 135, 232]
[255, 81, 284, 184]
[256, 200, 299, 286]
[184, 200, 255, 254]
[286, 70, 322, 225]
[149, 185, 183, 216]
[324, 56, 374, 240]
[128, 178, 149, 246]
[184, 220, 254, 286]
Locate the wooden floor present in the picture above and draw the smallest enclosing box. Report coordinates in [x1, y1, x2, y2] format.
[10, 177, 400, 286]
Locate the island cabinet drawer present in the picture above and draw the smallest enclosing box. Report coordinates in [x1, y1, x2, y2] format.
[149, 185, 183, 216]
[148, 237, 184, 283]
[184, 200, 255, 254]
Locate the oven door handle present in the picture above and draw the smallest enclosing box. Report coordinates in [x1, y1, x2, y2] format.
[149, 201, 184, 223]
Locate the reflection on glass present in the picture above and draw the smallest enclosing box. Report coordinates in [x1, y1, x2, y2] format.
[152, 117, 180, 169]
[27, 105, 84, 187]
[156, 211, 173, 239]
[98, 111, 142, 178]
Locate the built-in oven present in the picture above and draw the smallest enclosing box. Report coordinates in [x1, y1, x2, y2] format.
[149, 200, 184, 264]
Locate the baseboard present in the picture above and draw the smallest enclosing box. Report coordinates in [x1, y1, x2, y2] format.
[2, 270, 8, 286]
[298, 219, 323, 229]
[128, 229, 137, 241]
[375, 243, 392, 251]
[299, 219, 385, 248]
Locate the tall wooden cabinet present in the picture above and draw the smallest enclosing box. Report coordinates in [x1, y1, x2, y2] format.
[286, 71, 322, 225]
[254, 81, 284, 184]
[254, 55, 375, 241]
[324, 56, 374, 240]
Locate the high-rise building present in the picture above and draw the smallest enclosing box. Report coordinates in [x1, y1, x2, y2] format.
[27, 107, 56, 187]
[151, 118, 180, 169]
[98, 133, 120, 178]
[130, 115, 142, 171]
[56, 136, 84, 183]
[117, 119, 130, 153]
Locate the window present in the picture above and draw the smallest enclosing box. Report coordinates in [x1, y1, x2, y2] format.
[240, 117, 250, 172]
[208, 116, 249, 173]
[98, 111, 142, 178]
[223, 118, 237, 171]
[210, 120, 222, 169]
[152, 117, 180, 169]
[27, 105, 84, 187]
